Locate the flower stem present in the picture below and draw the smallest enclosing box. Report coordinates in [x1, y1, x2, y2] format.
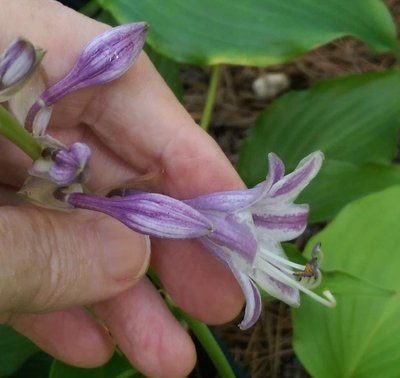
[200, 65, 222, 131]
[148, 268, 235, 378]
[175, 307, 236, 378]
[0, 105, 42, 160]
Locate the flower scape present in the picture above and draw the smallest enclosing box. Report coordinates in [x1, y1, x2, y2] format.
[0, 23, 335, 330]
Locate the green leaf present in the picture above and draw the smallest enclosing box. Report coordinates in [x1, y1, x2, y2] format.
[97, 0, 397, 65]
[293, 186, 400, 377]
[315, 271, 394, 298]
[50, 353, 143, 378]
[299, 160, 400, 222]
[307, 186, 400, 291]
[238, 70, 400, 186]
[0, 326, 39, 377]
[293, 294, 400, 378]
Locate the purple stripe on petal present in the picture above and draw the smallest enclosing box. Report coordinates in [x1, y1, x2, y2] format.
[253, 268, 300, 307]
[68, 192, 213, 239]
[0, 38, 44, 102]
[48, 143, 91, 186]
[0, 39, 34, 84]
[205, 212, 258, 263]
[184, 153, 285, 213]
[253, 204, 309, 241]
[199, 239, 262, 329]
[240, 153, 286, 206]
[269, 151, 323, 201]
[40, 23, 147, 106]
[185, 189, 256, 212]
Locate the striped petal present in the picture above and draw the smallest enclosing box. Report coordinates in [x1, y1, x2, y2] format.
[229, 264, 262, 330]
[67, 192, 213, 239]
[204, 212, 258, 262]
[199, 239, 262, 330]
[269, 151, 323, 202]
[253, 267, 300, 307]
[253, 203, 309, 241]
[184, 152, 286, 213]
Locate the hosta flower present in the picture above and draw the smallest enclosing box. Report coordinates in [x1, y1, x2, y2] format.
[25, 22, 148, 132]
[185, 151, 335, 329]
[29, 142, 91, 186]
[0, 38, 44, 102]
[57, 150, 332, 329]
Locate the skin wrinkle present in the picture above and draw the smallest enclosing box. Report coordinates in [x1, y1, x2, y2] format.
[0, 208, 47, 312]
[23, 208, 81, 312]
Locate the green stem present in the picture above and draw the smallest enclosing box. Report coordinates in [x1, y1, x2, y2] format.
[175, 307, 236, 378]
[200, 65, 222, 132]
[0, 105, 42, 160]
[148, 268, 235, 378]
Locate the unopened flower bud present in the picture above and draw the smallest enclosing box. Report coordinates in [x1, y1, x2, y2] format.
[26, 22, 148, 131]
[0, 38, 45, 102]
[29, 142, 91, 186]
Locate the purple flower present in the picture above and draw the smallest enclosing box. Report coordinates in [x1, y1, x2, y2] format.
[25, 22, 148, 131]
[56, 149, 333, 330]
[0, 38, 45, 102]
[64, 191, 214, 239]
[29, 142, 91, 186]
[185, 151, 335, 329]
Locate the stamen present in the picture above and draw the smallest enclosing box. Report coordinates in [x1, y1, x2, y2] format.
[293, 242, 323, 280]
[259, 249, 306, 270]
[263, 261, 336, 307]
[257, 258, 295, 277]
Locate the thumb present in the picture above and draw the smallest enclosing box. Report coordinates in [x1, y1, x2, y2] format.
[0, 205, 150, 313]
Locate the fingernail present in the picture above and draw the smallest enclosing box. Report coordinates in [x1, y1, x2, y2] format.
[97, 216, 150, 281]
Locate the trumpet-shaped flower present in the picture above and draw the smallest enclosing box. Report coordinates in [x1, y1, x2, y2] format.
[0, 38, 44, 102]
[26, 22, 148, 132]
[59, 150, 333, 329]
[185, 151, 335, 329]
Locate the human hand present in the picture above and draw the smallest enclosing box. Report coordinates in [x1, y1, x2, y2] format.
[0, 1, 243, 377]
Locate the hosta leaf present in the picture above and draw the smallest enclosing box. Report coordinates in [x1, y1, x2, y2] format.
[293, 186, 400, 377]
[97, 0, 397, 65]
[238, 70, 400, 186]
[299, 160, 400, 223]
